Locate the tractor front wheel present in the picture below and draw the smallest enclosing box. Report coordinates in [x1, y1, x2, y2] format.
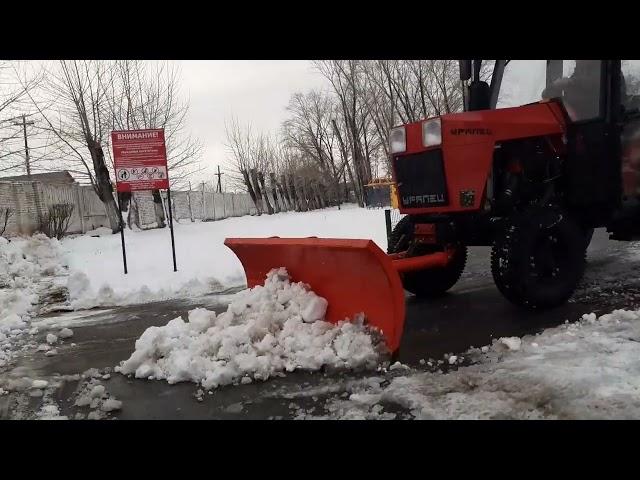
[491, 208, 586, 309]
[388, 216, 467, 298]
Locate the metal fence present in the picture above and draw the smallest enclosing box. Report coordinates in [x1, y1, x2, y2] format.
[384, 207, 406, 248]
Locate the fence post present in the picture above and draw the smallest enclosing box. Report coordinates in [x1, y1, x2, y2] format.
[187, 182, 194, 222]
[222, 193, 226, 218]
[384, 208, 392, 247]
[74, 183, 86, 233]
[201, 182, 205, 220]
[12, 183, 24, 234]
[230, 193, 235, 217]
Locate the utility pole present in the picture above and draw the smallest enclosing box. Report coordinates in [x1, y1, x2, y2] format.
[11, 114, 35, 177]
[215, 165, 224, 193]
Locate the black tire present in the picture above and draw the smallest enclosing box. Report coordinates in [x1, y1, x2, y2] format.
[388, 216, 467, 298]
[491, 208, 586, 310]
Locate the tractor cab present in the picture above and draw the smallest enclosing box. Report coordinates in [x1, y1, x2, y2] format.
[461, 59, 640, 237]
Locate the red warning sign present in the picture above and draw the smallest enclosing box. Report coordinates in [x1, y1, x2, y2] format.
[112, 129, 169, 192]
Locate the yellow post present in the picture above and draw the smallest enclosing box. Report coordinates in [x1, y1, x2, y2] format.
[390, 183, 399, 209]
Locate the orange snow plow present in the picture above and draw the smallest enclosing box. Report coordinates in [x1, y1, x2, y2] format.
[224, 237, 456, 353]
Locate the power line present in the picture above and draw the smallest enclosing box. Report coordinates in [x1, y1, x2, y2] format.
[215, 165, 224, 193]
[10, 114, 35, 177]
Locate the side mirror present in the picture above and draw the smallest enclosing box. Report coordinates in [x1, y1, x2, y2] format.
[459, 60, 472, 81]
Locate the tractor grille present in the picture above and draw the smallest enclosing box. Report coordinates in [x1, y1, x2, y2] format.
[394, 149, 448, 208]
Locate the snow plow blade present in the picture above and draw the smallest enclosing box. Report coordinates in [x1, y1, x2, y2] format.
[224, 237, 406, 353]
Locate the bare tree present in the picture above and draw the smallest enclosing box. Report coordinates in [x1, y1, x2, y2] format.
[224, 116, 262, 214]
[313, 61, 373, 206]
[23, 61, 122, 231]
[282, 90, 345, 205]
[18, 61, 203, 232]
[103, 61, 204, 227]
[104, 61, 203, 188]
[0, 207, 12, 236]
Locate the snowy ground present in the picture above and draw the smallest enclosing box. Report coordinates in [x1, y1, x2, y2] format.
[62, 205, 388, 309]
[290, 309, 640, 419]
[0, 205, 388, 375]
[3, 206, 640, 419]
[0, 235, 68, 368]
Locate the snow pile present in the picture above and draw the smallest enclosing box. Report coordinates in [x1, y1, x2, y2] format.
[73, 377, 122, 419]
[62, 205, 387, 310]
[118, 268, 386, 389]
[37, 403, 68, 420]
[0, 235, 68, 367]
[310, 309, 640, 420]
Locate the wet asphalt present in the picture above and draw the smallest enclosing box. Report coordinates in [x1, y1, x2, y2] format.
[2, 228, 639, 419]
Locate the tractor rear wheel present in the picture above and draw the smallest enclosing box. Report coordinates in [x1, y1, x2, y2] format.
[388, 216, 467, 298]
[491, 208, 586, 309]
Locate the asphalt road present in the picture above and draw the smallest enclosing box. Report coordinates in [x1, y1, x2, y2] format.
[2, 228, 639, 419]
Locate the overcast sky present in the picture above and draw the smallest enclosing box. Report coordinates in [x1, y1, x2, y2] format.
[176, 61, 329, 189]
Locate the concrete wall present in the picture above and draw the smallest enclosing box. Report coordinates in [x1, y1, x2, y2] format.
[0, 180, 265, 236]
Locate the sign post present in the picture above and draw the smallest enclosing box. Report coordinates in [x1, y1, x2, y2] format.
[115, 191, 128, 274]
[111, 128, 176, 273]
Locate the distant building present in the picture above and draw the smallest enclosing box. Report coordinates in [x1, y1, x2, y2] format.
[0, 171, 77, 185]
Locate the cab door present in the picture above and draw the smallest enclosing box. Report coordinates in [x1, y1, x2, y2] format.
[564, 60, 622, 226]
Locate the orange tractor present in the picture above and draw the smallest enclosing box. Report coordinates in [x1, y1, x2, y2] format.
[226, 60, 640, 355]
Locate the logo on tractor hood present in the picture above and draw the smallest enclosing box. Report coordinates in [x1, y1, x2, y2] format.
[450, 128, 492, 135]
[402, 194, 446, 206]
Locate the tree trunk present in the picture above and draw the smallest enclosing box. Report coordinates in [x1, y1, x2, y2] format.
[241, 169, 260, 214]
[258, 171, 274, 214]
[280, 174, 293, 210]
[332, 119, 363, 207]
[276, 179, 289, 211]
[88, 141, 121, 232]
[269, 173, 281, 213]
[250, 168, 264, 213]
[127, 194, 141, 230]
[300, 179, 312, 212]
[151, 190, 166, 228]
[288, 175, 301, 211]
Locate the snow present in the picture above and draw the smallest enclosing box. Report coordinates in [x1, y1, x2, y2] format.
[73, 378, 122, 417]
[118, 268, 386, 389]
[31, 380, 48, 389]
[225, 402, 243, 413]
[62, 205, 387, 310]
[37, 403, 67, 420]
[0, 234, 67, 367]
[100, 398, 122, 412]
[1, 206, 386, 368]
[499, 337, 522, 351]
[90, 385, 105, 398]
[389, 361, 410, 371]
[314, 308, 640, 419]
[58, 328, 73, 339]
[46, 333, 58, 345]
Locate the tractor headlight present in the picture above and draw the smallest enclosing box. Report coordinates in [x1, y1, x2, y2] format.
[389, 126, 406, 154]
[422, 118, 442, 147]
